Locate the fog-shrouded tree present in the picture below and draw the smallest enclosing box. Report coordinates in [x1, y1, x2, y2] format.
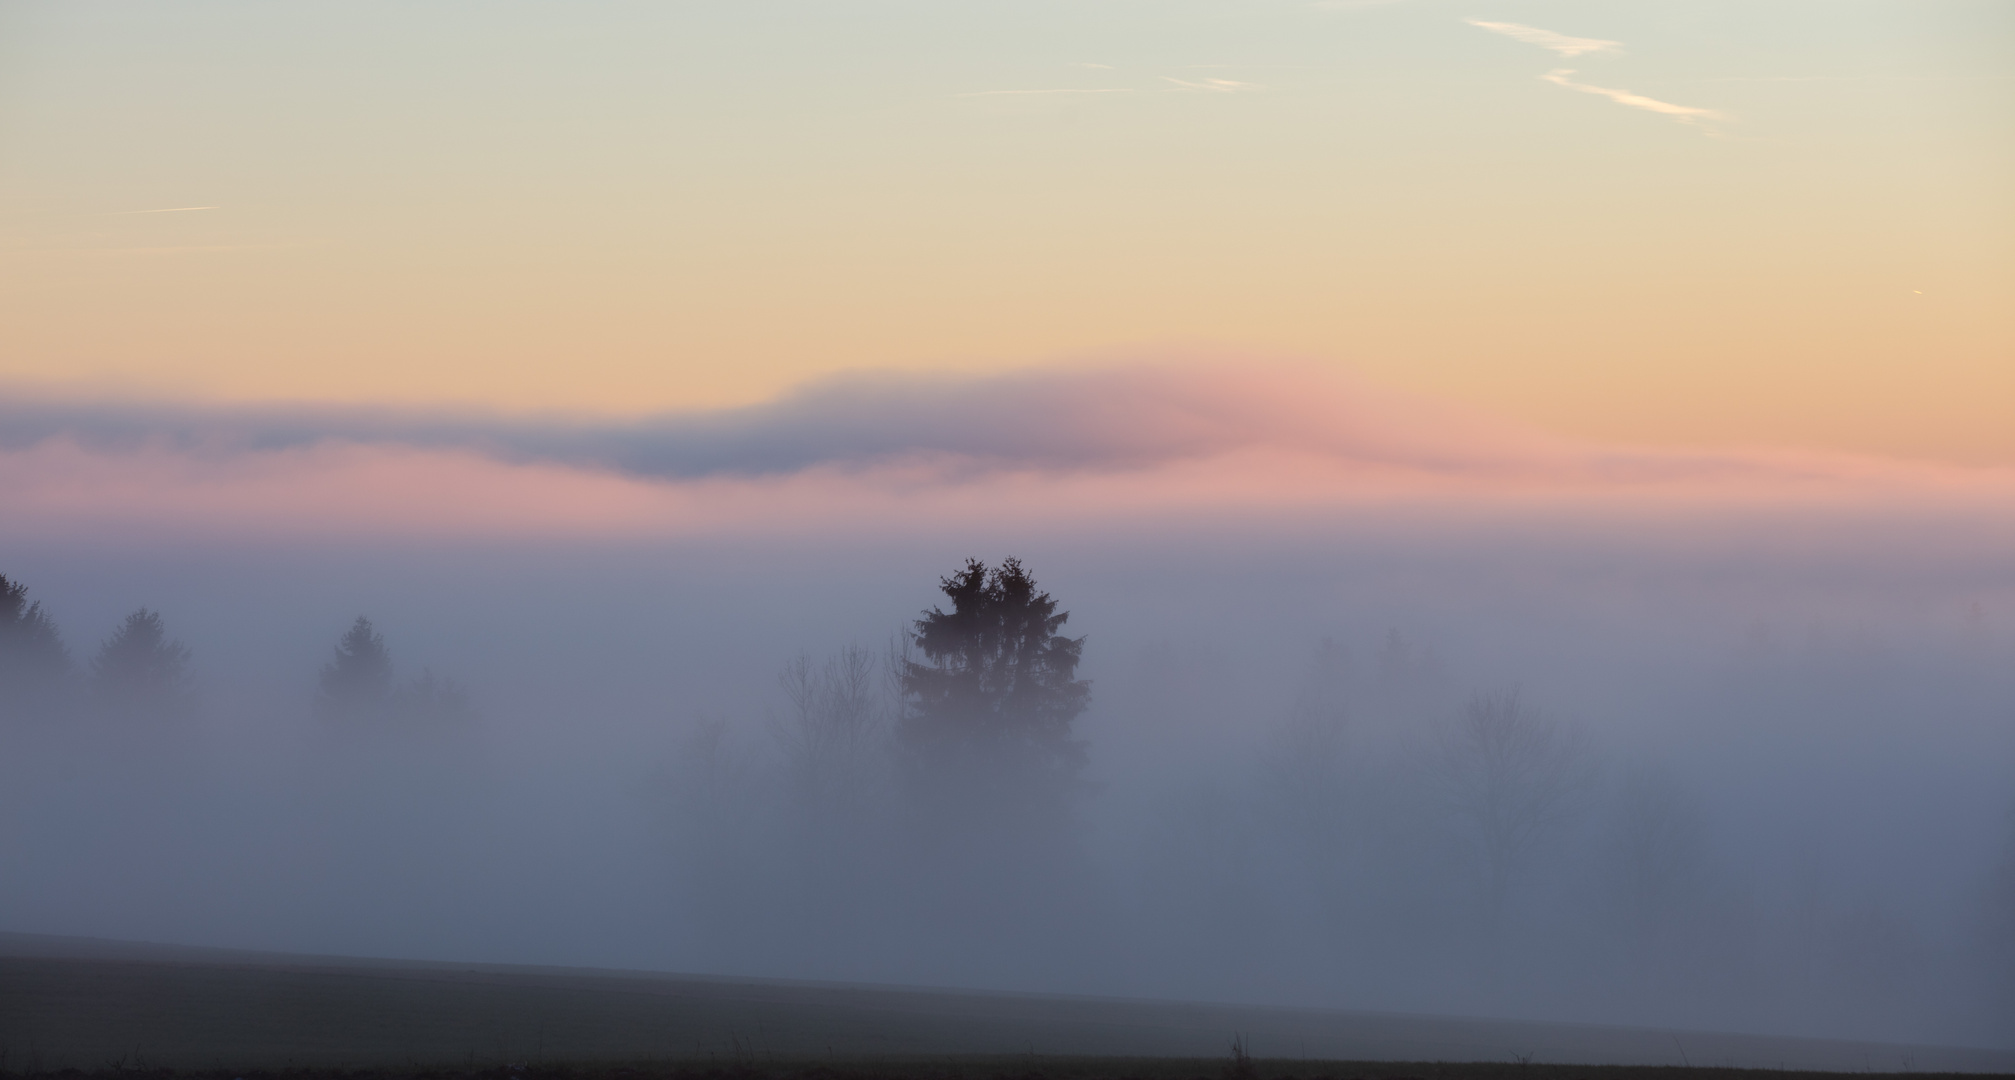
[1426, 688, 1597, 924]
[317, 616, 394, 724]
[88, 608, 195, 722]
[1983, 802, 2015, 1013]
[773, 644, 887, 810]
[315, 617, 475, 729]
[399, 667, 477, 728]
[1600, 763, 1711, 937]
[892, 557, 1099, 987]
[0, 572, 74, 721]
[1266, 638, 1354, 849]
[897, 557, 1090, 798]
[654, 712, 771, 968]
[1377, 627, 1440, 689]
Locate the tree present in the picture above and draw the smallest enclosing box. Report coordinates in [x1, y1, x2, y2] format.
[316, 616, 394, 723]
[1426, 688, 1596, 922]
[897, 557, 1090, 784]
[1266, 638, 1354, 845]
[88, 608, 195, 721]
[774, 644, 885, 808]
[893, 559, 1096, 978]
[1983, 803, 2015, 1013]
[1599, 763, 1710, 937]
[316, 617, 475, 729]
[1, 573, 74, 721]
[398, 668, 477, 728]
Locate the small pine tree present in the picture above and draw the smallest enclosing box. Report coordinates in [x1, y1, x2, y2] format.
[317, 616, 394, 723]
[316, 618, 476, 730]
[89, 608, 195, 721]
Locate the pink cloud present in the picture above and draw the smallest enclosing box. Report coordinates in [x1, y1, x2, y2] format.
[2, 362, 2011, 543]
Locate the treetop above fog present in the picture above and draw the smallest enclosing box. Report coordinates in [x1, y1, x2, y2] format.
[898, 557, 1089, 771]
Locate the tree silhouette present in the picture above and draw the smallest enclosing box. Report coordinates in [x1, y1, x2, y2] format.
[774, 644, 885, 809]
[316, 616, 475, 729]
[398, 667, 476, 728]
[89, 608, 195, 721]
[317, 616, 394, 723]
[1984, 804, 2015, 1012]
[1426, 688, 1596, 924]
[0, 572, 74, 721]
[1266, 638, 1354, 852]
[898, 557, 1089, 782]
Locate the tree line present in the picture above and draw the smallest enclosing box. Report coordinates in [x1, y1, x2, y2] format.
[0, 573, 471, 729]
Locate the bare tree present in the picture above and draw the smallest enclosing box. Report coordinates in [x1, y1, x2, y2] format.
[1983, 802, 2015, 1012]
[1427, 688, 1597, 921]
[1600, 763, 1710, 933]
[654, 712, 766, 966]
[772, 643, 885, 809]
[1265, 638, 1353, 846]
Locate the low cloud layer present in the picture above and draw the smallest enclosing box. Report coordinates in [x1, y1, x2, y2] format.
[1, 363, 2010, 540]
[5, 365, 1489, 480]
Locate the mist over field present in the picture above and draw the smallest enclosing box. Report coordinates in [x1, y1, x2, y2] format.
[5, 0, 2011, 1068]
[3, 490, 2012, 1052]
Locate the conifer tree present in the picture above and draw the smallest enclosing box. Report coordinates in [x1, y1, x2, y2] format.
[89, 608, 195, 722]
[316, 616, 475, 729]
[0, 573, 74, 721]
[317, 616, 394, 723]
[898, 558, 1089, 782]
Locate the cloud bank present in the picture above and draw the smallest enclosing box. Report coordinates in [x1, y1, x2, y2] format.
[1, 363, 2009, 540]
[1, 365, 1522, 480]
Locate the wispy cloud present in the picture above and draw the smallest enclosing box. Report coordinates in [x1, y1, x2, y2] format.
[1541, 68, 1723, 125]
[113, 206, 219, 215]
[1071, 62, 1115, 71]
[1467, 20, 1620, 59]
[1465, 19, 1722, 129]
[1162, 77, 1256, 92]
[958, 88, 1134, 97]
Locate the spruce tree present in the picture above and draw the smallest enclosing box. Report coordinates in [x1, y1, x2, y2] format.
[89, 608, 195, 722]
[898, 557, 1090, 782]
[0, 573, 74, 721]
[317, 616, 394, 723]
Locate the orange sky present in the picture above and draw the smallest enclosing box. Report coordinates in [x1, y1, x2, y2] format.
[1, 1, 2009, 464]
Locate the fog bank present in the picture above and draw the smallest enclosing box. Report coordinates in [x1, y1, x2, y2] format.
[2, 505, 2011, 1052]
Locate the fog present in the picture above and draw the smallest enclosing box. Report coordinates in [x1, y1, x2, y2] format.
[3, 499, 2011, 1053]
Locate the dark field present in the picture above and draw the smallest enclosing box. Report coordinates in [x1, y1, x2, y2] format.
[4, 935, 2010, 1076]
[0, 1064, 2009, 1080]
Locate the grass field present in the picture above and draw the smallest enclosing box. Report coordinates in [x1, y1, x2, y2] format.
[3, 933, 2009, 1076]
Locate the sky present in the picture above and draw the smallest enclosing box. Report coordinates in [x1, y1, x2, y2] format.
[1, 0, 2009, 482]
[3, 4, 2015, 1049]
